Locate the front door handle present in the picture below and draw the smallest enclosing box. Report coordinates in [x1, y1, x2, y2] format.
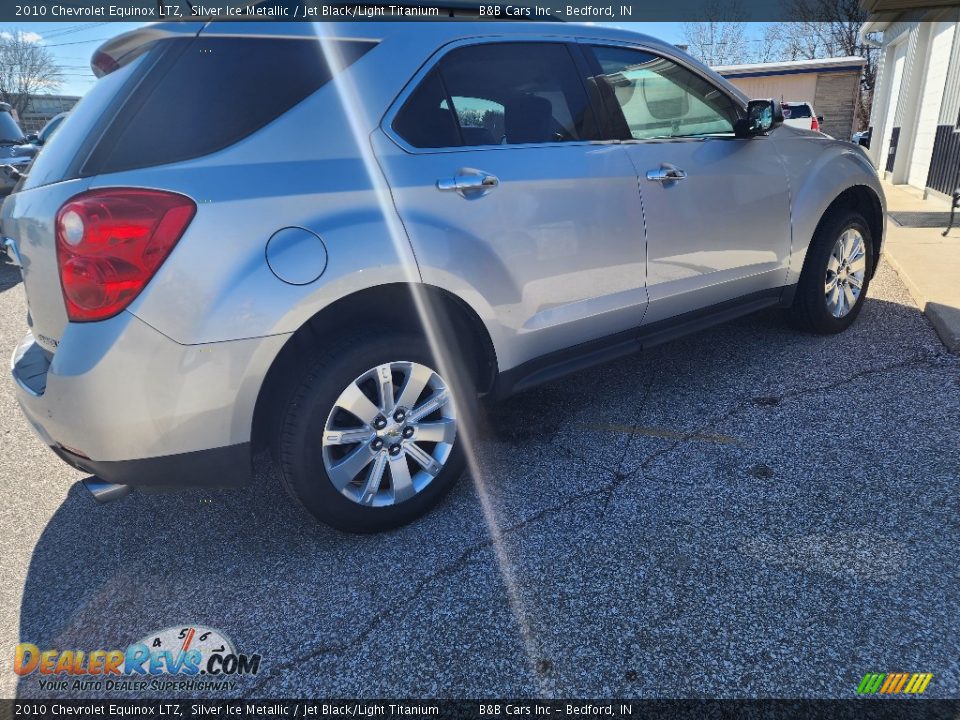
[646, 164, 687, 183]
[437, 169, 499, 197]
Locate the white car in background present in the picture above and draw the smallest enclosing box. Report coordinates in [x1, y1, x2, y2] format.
[782, 101, 824, 132]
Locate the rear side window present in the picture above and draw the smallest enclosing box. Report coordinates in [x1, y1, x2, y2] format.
[82, 37, 374, 175]
[391, 70, 461, 149]
[393, 42, 598, 149]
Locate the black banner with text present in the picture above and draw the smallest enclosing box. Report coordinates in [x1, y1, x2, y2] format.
[6, 700, 960, 720]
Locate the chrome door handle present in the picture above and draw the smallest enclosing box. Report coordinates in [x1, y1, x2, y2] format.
[437, 169, 499, 197]
[646, 165, 687, 183]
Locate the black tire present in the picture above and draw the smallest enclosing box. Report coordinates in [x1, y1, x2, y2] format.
[790, 208, 874, 334]
[274, 329, 470, 533]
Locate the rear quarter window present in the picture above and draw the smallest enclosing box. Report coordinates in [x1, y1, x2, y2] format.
[81, 36, 374, 176]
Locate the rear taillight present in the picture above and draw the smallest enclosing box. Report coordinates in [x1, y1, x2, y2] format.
[55, 188, 195, 322]
[811, 116, 820, 132]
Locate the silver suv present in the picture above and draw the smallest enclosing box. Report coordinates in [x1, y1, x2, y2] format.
[3, 22, 885, 532]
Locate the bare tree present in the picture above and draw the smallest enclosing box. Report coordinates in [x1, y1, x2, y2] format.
[753, 24, 789, 64]
[781, 0, 880, 128]
[683, 1, 750, 67]
[0, 30, 62, 119]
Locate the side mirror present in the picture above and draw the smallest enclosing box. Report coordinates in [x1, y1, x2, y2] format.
[24, 133, 38, 144]
[817, 115, 824, 124]
[735, 99, 784, 138]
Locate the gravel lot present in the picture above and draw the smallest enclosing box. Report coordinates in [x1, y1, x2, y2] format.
[1, 256, 958, 699]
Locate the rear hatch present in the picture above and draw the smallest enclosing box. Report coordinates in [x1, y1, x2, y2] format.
[1, 23, 202, 354]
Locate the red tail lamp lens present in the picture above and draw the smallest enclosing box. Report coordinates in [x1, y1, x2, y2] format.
[55, 188, 196, 322]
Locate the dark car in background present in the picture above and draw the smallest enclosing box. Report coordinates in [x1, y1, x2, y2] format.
[25, 112, 69, 148]
[1, 103, 29, 197]
[0, 111, 69, 198]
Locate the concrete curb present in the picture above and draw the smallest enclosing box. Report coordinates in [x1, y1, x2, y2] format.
[925, 303, 960, 353]
[883, 250, 960, 354]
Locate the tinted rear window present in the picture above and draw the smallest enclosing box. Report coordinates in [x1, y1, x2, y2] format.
[82, 37, 374, 175]
[782, 104, 812, 118]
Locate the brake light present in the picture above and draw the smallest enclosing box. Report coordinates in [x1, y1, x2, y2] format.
[91, 50, 120, 77]
[811, 116, 820, 132]
[55, 188, 195, 322]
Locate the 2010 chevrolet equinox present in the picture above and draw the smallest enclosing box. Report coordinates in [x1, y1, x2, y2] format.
[3, 22, 885, 532]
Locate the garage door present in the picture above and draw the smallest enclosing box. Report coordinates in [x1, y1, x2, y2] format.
[879, 41, 907, 175]
[908, 22, 957, 189]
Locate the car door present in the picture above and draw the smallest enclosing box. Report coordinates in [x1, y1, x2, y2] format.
[580, 43, 792, 325]
[372, 39, 649, 372]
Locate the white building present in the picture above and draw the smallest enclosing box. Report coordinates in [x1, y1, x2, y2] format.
[862, 9, 960, 199]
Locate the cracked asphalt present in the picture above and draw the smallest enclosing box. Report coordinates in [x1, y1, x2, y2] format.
[1, 256, 958, 699]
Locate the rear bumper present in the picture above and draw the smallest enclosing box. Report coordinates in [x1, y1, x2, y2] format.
[51, 442, 252, 488]
[11, 314, 288, 487]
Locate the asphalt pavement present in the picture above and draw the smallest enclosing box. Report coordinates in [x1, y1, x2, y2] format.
[1, 256, 958, 699]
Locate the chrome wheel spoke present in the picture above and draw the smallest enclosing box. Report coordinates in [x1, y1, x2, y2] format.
[376, 364, 395, 414]
[404, 441, 442, 477]
[396, 363, 434, 411]
[841, 231, 854, 261]
[388, 455, 415, 502]
[849, 234, 863, 262]
[324, 428, 373, 446]
[358, 453, 388, 505]
[828, 285, 841, 314]
[414, 418, 457, 444]
[409, 389, 450, 423]
[827, 255, 841, 274]
[336, 381, 381, 425]
[848, 255, 866, 274]
[328, 444, 375, 490]
[843, 284, 856, 309]
[847, 274, 863, 289]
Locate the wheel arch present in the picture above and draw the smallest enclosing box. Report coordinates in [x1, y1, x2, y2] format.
[250, 283, 498, 452]
[795, 184, 885, 285]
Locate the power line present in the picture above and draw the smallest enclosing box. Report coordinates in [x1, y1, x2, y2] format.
[38, 23, 108, 40]
[42, 38, 109, 48]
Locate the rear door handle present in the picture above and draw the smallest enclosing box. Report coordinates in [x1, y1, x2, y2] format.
[437, 169, 499, 197]
[646, 164, 687, 183]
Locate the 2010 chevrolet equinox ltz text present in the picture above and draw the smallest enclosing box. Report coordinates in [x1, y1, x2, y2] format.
[3, 23, 885, 532]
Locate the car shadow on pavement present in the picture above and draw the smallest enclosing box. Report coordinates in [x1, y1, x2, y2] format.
[13, 281, 960, 698]
[1, 257, 22, 292]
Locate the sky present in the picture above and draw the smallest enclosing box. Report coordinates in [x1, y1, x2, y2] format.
[1, 21, 771, 98]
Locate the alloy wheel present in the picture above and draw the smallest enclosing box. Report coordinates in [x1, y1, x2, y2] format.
[824, 228, 867, 318]
[321, 361, 457, 507]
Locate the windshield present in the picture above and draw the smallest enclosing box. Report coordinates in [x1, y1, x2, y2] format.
[782, 103, 812, 119]
[0, 111, 24, 143]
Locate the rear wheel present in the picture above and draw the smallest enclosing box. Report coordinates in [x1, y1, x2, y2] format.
[790, 209, 873, 333]
[275, 330, 468, 532]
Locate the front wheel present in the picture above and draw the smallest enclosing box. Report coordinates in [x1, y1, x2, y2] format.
[790, 209, 873, 334]
[274, 330, 468, 533]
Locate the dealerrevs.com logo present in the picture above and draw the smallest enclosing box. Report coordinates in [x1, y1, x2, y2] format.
[14, 626, 262, 693]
